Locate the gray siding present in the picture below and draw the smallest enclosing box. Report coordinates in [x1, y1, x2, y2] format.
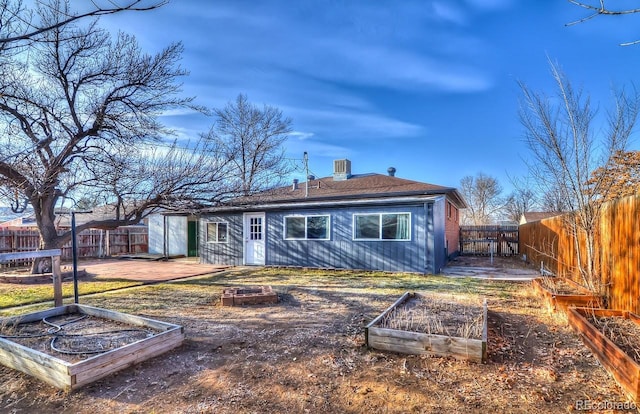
[424, 202, 435, 274]
[267, 204, 431, 273]
[199, 202, 442, 274]
[199, 214, 244, 266]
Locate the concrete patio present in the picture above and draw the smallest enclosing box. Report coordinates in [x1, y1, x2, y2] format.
[75, 257, 229, 283]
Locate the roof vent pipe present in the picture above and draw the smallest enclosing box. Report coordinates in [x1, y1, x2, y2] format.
[307, 175, 315, 181]
[292, 179, 299, 190]
[387, 167, 396, 177]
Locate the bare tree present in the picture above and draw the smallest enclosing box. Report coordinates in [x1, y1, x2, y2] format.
[503, 188, 537, 223]
[567, 1, 640, 45]
[204, 94, 293, 196]
[519, 59, 640, 292]
[540, 187, 571, 213]
[0, 0, 166, 48]
[459, 173, 504, 225]
[0, 2, 230, 256]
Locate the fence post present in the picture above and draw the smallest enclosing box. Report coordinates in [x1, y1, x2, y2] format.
[52, 255, 62, 307]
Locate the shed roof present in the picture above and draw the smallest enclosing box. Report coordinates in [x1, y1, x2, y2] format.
[520, 211, 561, 224]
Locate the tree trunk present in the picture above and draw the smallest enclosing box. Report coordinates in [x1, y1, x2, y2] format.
[29, 194, 65, 274]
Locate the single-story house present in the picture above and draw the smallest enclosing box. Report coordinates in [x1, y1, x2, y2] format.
[198, 159, 467, 274]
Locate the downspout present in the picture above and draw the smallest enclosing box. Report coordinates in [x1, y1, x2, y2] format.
[424, 202, 429, 274]
[424, 200, 438, 275]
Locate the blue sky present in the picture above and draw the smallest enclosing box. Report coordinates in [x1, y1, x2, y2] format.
[100, 0, 640, 193]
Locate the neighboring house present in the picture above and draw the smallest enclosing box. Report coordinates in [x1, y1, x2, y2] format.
[0, 207, 35, 229]
[1, 205, 146, 230]
[198, 159, 467, 274]
[519, 212, 561, 225]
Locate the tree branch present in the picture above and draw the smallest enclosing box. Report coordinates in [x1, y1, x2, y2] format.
[0, 0, 167, 45]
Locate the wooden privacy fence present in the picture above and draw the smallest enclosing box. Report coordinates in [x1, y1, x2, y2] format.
[459, 225, 519, 256]
[520, 194, 640, 314]
[0, 228, 148, 268]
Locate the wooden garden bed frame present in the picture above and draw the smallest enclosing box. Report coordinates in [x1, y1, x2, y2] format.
[0, 250, 63, 306]
[365, 292, 488, 363]
[0, 304, 184, 390]
[568, 308, 640, 402]
[532, 277, 602, 313]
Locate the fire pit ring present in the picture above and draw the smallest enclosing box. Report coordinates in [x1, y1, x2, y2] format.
[221, 285, 278, 306]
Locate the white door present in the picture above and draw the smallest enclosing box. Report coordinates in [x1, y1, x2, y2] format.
[244, 213, 265, 265]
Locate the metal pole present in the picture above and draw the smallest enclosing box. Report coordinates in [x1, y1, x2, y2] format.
[72, 212, 79, 303]
[71, 210, 92, 304]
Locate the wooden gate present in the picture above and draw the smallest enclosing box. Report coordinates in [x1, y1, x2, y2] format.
[459, 225, 519, 256]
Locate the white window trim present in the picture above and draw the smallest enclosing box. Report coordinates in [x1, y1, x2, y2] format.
[352, 212, 411, 241]
[283, 214, 331, 240]
[206, 221, 229, 243]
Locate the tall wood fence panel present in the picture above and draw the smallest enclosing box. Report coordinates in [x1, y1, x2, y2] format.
[600, 196, 640, 313]
[459, 225, 519, 256]
[519, 215, 582, 279]
[0, 228, 148, 269]
[520, 194, 640, 313]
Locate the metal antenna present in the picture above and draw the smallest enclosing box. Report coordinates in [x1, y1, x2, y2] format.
[304, 151, 309, 198]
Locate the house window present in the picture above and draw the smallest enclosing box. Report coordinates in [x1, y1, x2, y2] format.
[284, 215, 330, 240]
[447, 202, 452, 219]
[353, 213, 411, 240]
[206, 222, 228, 243]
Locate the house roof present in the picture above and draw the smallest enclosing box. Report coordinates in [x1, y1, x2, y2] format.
[53, 205, 146, 228]
[520, 211, 561, 224]
[203, 173, 467, 212]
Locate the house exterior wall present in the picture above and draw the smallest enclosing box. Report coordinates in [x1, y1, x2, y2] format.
[443, 197, 461, 258]
[199, 214, 244, 266]
[200, 201, 443, 274]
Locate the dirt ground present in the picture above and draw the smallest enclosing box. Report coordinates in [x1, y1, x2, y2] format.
[0, 260, 636, 413]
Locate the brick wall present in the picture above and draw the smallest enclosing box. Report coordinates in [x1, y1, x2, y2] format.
[444, 199, 460, 257]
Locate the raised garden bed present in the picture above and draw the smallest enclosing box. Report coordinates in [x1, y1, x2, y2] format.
[532, 277, 602, 313]
[221, 286, 278, 306]
[365, 292, 488, 363]
[568, 307, 640, 402]
[0, 304, 184, 390]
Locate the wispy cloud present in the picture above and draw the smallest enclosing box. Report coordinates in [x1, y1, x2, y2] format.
[286, 138, 352, 160]
[173, 1, 494, 95]
[286, 106, 425, 141]
[159, 108, 202, 117]
[308, 40, 493, 93]
[289, 131, 314, 141]
[433, 2, 468, 25]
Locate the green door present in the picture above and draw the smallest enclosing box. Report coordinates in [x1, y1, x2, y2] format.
[187, 221, 198, 257]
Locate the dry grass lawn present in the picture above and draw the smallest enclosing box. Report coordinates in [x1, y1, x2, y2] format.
[0, 266, 634, 413]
